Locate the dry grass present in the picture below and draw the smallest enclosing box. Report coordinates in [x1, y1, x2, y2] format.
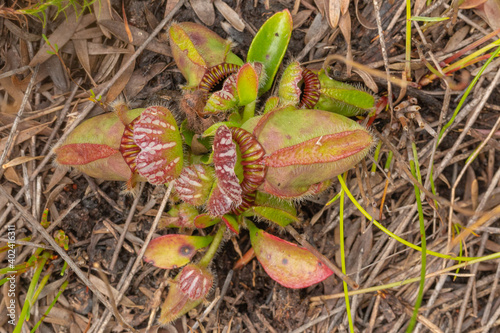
[0, 0, 500, 332]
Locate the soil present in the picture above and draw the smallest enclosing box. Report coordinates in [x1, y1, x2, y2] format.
[1, 0, 500, 332]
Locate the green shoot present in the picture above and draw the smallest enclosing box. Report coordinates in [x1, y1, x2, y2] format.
[371, 141, 382, 174]
[410, 16, 449, 22]
[15, 0, 98, 28]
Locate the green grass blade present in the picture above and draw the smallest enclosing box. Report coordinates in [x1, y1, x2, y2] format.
[337, 176, 478, 262]
[339, 173, 354, 332]
[31, 279, 69, 333]
[406, 144, 427, 332]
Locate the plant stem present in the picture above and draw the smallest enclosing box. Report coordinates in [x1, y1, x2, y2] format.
[198, 223, 226, 268]
[405, 0, 412, 80]
[242, 101, 256, 124]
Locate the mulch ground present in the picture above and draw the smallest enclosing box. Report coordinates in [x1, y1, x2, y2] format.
[1, 0, 500, 332]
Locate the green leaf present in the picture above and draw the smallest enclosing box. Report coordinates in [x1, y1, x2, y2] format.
[247, 9, 293, 95]
[194, 214, 221, 228]
[143, 234, 214, 269]
[237, 63, 259, 106]
[245, 192, 298, 227]
[263, 96, 280, 114]
[180, 120, 194, 147]
[202, 121, 240, 137]
[222, 214, 240, 234]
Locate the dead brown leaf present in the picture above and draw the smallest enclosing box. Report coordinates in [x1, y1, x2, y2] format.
[29, 9, 80, 67]
[305, 13, 325, 45]
[314, 0, 327, 17]
[94, 0, 113, 38]
[471, 178, 479, 210]
[0, 75, 26, 114]
[354, 68, 378, 93]
[443, 26, 470, 54]
[2, 155, 44, 169]
[165, 0, 181, 16]
[190, 0, 215, 26]
[460, 0, 488, 9]
[88, 275, 141, 308]
[340, 0, 350, 15]
[414, 0, 426, 15]
[327, 0, 341, 28]
[0, 113, 52, 135]
[144, 6, 160, 29]
[122, 1, 134, 43]
[98, 20, 171, 57]
[124, 62, 167, 99]
[0, 185, 12, 210]
[45, 55, 69, 92]
[476, 0, 500, 33]
[72, 27, 104, 40]
[93, 40, 123, 84]
[3, 167, 22, 186]
[339, 13, 352, 76]
[355, 0, 377, 29]
[106, 44, 136, 103]
[293, 10, 313, 29]
[4, 19, 41, 42]
[214, 0, 245, 32]
[73, 39, 95, 86]
[44, 168, 70, 194]
[62, 41, 134, 56]
[0, 121, 51, 152]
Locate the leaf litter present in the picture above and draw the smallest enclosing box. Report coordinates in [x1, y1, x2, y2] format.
[0, 0, 500, 332]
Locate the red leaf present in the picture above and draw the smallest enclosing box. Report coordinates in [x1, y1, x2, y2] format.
[178, 264, 214, 300]
[247, 221, 333, 288]
[207, 125, 242, 216]
[222, 214, 240, 234]
[207, 179, 234, 216]
[133, 106, 183, 185]
[55, 143, 117, 165]
[174, 164, 215, 206]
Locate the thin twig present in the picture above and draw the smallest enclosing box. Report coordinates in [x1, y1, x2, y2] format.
[455, 234, 488, 333]
[94, 182, 175, 333]
[481, 261, 500, 325]
[435, 68, 500, 179]
[109, 183, 144, 271]
[372, 0, 393, 112]
[0, 184, 117, 315]
[0, 65, 39, 168]
[41, 78, 81, 155]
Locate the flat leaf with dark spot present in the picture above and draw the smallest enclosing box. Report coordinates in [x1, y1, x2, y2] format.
[247, 10, 292, 95]
[247, 220, 333, 288]
[144, 234, 213, 269]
